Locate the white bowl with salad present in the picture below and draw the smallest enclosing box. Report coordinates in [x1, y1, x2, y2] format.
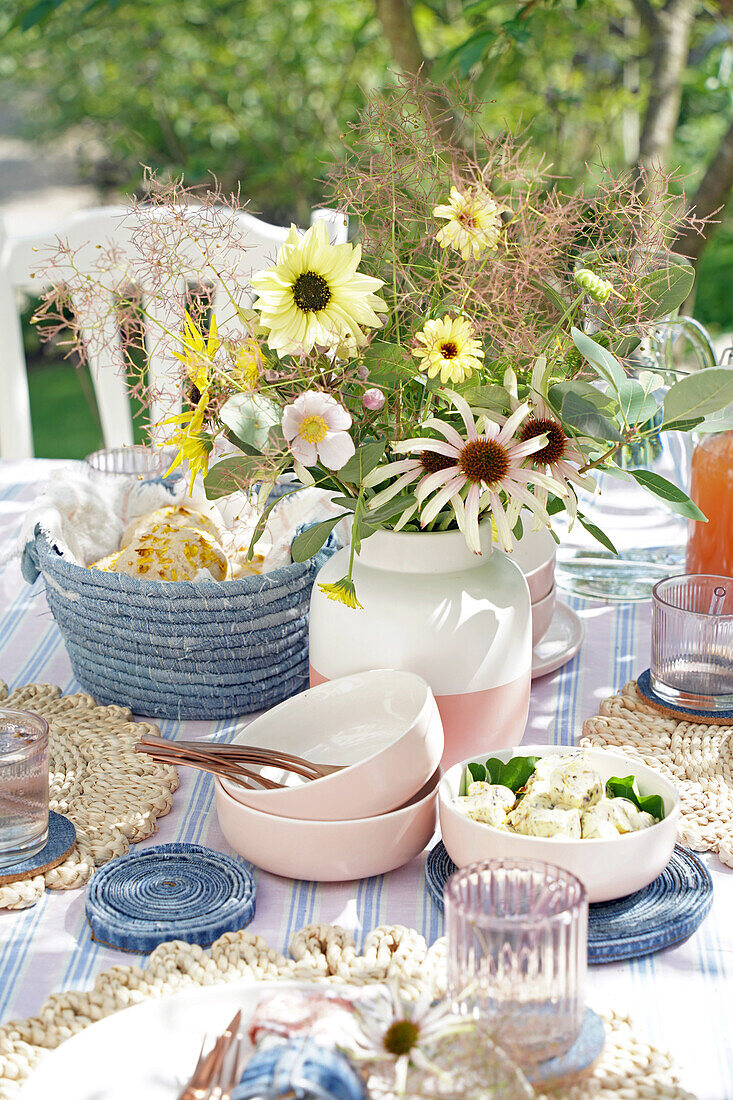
[438, 745, 680, 903]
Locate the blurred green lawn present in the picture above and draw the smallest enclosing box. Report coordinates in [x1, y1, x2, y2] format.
[28, 359, 103, 459]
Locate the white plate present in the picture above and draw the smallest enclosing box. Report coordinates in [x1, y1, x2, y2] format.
[531, 601, 585, 679]
[18, 980, 361, 1100]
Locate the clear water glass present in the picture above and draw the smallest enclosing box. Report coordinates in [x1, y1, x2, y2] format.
[85, 445, 164, 481]
[445, 859, 587, 1067]
[0, 709, 49, 867]
[651, 574, 733, 712]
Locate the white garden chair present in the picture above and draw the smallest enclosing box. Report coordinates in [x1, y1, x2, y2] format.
[0, 205, 348, 459]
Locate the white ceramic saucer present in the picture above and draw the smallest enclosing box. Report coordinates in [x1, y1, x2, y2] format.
[531, 601, 585, 679]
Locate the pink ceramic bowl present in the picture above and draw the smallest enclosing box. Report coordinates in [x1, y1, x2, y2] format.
[531, 583, 556, 648]
[513, 525, 556, 603]
[220, 670, 444, 821]
[215, 767, 441, 881]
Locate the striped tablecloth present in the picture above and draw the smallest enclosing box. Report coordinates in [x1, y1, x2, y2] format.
[0, 459, 731, 1099]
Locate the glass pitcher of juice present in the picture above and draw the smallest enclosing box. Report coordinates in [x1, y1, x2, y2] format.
[687, 432, 733, 576]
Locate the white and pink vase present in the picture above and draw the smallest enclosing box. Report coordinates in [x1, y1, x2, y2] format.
[308, 522, 532, 767]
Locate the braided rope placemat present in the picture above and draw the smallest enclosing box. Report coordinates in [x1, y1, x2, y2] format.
[582, 680, 733, 865]
[0, 922, 695, 1099]
[0, 682, 178, 910]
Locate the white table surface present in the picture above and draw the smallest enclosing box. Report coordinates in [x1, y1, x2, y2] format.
[0, 458, 731, 1099]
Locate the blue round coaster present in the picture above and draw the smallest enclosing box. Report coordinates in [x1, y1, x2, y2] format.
[637, 668, 733, 724]
[426, 842, 712, 964]
[525, 1008, 605, 1086]
[0, 811, 76, 885]
[86, 843, 256, 954]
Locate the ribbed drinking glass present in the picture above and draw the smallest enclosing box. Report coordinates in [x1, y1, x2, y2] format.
[85, 445, 164, 480]
[445, 859, 587, 1067]
[0, 709, 49, 867]
[651, 574, 733, 712]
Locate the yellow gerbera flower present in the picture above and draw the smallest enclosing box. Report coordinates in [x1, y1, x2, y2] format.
[412, 316, 484, 385]
[433, 186, 505, 261]
[174, 312, 220, 392]
[250, 220, 387, 358]
[161, 393, 213, 494]
[231, 338, 262, 390]
[317, 578, 363, 610]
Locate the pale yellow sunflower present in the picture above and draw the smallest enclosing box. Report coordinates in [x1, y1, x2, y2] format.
[174, 312, 220, 392]
[250, 220, 387, 358]
[412, 316, 484, 385]
[433, 186, 505, 261]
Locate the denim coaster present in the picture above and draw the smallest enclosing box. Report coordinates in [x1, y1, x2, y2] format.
[233, 1038, 368, 1100]
[636, 669, 733, 725]
[0, 812, 76, 886]
[86, 843, 256, 953]
[426, 841, 712, 964]
[525, 1008, 606, 1086]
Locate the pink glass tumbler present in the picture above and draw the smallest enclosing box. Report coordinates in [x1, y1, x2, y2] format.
[445, 858, 587, 1067]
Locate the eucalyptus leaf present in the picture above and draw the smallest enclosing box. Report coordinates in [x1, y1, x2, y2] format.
[462, 383, 512, 412]
[637, 263, 695, 321]
[628, 468, 707, 521]
[547, 380, 618, 415]
[611, 334, 642, 358]
[606, 775, 664, 821]
[337, 440, 387, 485]
[551, 387, 624, 443]
[290, 515, 345, 563]
[204, 456, 263, 499]
[576, 512, 619, 555]
[663, 368, 733, 424]
[219, 393, 281, 452]
[659, 417, 705, 433]
[616, 378, 659, 426]
[571, 327, 627, 393]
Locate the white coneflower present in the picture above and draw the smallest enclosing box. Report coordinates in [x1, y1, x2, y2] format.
[365, 391, 566, 553]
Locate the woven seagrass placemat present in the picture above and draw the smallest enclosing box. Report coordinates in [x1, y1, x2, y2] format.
[0, 922, 695, 1099]
[582, 680, 733, 864]
[0, 681, 178, 910]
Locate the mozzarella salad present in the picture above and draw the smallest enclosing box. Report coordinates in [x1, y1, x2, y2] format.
[453, 751, 663, 840]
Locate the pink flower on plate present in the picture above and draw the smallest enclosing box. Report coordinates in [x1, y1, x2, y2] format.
[282, 391, 355, 470]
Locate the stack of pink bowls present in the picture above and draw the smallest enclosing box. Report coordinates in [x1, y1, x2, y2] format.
[214, 670, 444, 881]
[512, 526, 557, 647]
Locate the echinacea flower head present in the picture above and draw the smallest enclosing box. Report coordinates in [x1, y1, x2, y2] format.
[412, 316, 484, 385]
[174, 312, 219, 392]
[161, 393, 213, 494]
[282, 390, 355, 470]
[317, 577, 363, 610]
[433, 185, 505, 261]
[365, 391, 568, 553]
[505, 358, 595, 519]
[250, 220, 387, 357]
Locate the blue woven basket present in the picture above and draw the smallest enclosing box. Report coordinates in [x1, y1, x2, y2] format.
[23, 526, 338, 719]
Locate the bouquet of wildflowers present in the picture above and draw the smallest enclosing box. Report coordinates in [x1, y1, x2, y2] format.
[34, 80, 733, 608]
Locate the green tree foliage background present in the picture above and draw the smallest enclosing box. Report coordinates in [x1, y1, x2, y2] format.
[0, 0, 731, 454]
